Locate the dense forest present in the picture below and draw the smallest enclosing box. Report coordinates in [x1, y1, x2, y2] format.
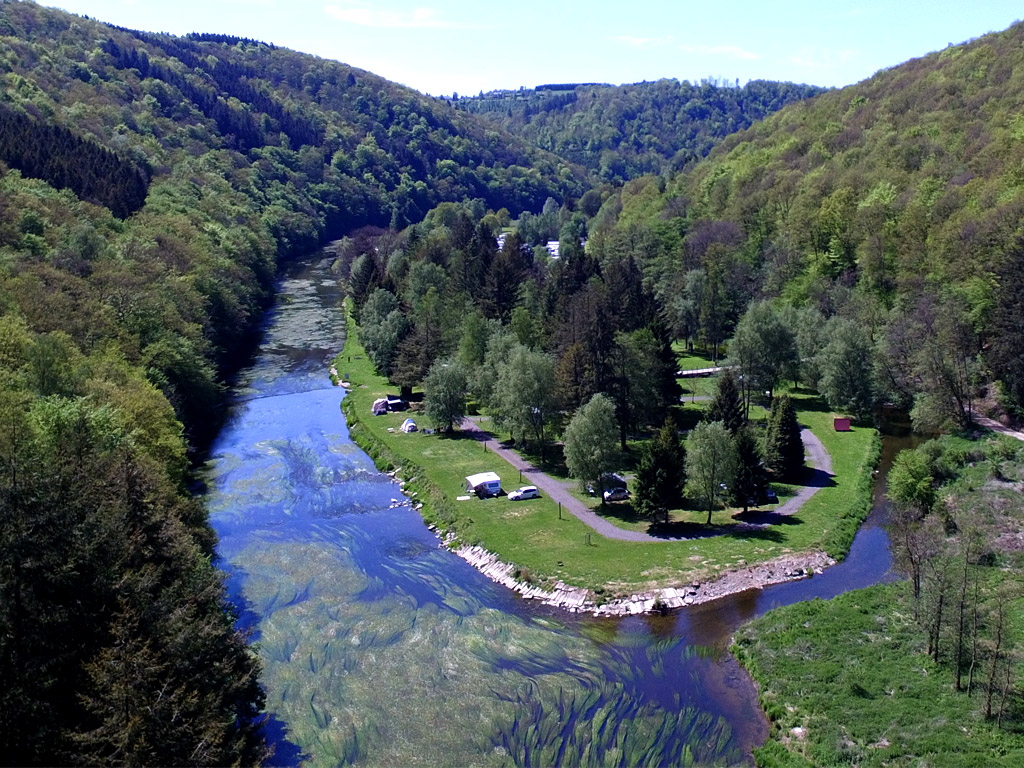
[0, 0, 584, 762]
[456, 78, 827, 180]
[591, 21, 1024, 428]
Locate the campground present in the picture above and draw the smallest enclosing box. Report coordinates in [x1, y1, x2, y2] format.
[336, 311, 880, 599]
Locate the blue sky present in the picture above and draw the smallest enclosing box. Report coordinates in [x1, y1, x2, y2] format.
[44, 1, 1024, 96]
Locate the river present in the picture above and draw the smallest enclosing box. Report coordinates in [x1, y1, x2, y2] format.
[202, 251, 903, 767]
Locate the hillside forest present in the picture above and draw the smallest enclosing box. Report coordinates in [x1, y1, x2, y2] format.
[456, 78, 827, 180]
[1, 0, 1024, 762]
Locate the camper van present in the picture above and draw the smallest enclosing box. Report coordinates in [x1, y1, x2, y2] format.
[465, 472, 501, 498]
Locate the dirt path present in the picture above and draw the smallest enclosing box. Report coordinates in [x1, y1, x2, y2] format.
[773, 428, 832, 515]
[458, 418, 833, 543]
[974, 414, 1024, 442]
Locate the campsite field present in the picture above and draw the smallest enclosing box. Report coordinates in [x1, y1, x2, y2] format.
[337, 311, 880, 596]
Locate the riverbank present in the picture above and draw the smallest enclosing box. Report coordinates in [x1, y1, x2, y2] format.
[454, 543, 835, 615]
[335, 308, 880, 610]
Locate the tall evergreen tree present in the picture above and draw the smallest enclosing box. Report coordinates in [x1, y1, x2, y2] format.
[634, 415, 686, 524]
[763, 394, 804, 481]
[732, 426, 767, 512]
[706, 370, 745, 435]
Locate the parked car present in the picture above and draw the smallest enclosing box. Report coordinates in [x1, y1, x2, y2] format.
[587, 472, 628, 496]
[603, 487, 630, 502]
[508, 485, 540, 501]
[745, 488, 778, 508]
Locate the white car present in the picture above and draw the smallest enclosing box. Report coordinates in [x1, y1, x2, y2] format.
[603, 487, 630, 502]
[508, 485, 540, 501]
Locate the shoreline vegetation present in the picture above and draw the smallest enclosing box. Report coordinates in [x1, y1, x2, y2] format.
[733, 433, 1024, 766]
[334, 306, 881, 614]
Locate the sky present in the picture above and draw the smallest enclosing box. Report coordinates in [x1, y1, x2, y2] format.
[42, 1, 1024, 97]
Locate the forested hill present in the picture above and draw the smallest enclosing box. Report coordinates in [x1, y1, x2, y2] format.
[455, 79, 828, 180]
[584, 20, 1024, 424]
[0, 1, 582, 763]
[0, 2, 585, 229]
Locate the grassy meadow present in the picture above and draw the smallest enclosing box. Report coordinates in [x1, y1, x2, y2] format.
[734, 583, 1024, 767]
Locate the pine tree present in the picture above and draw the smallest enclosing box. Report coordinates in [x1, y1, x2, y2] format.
[763, 395, 804, 481]
[634, 415, 686, 523]
[706, 370, 745, 435]
[732, 426, 767, 512]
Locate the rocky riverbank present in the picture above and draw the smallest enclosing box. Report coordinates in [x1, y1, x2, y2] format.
[448, 541, 836, 617]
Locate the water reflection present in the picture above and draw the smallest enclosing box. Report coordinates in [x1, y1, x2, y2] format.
[204, 251, 898, 767]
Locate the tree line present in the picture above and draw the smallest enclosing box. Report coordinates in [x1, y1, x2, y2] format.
[0, 2, 594, 761]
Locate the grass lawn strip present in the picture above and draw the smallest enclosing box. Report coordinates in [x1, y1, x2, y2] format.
[337, 307, 880, 600]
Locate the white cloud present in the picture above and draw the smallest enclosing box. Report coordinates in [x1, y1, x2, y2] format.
[324, 4, 471, 29]
[611, 35, 671, 49]
[679, 44, 759, 61]
[789, 53, 818, 69]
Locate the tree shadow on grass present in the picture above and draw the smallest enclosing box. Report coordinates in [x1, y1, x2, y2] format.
[449, 428, 487, 442]
[594, 501, 645, 526]
[645, 519, 786, 542]
[732, 510, 804, 526]
[801, 466, 835, 489]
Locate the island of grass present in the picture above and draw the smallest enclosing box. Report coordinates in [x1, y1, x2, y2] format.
[335, 309, 880, 600]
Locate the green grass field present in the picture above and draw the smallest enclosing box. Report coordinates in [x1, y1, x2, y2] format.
[734, 583, 1024, 767]
[338, 311, 880, 596]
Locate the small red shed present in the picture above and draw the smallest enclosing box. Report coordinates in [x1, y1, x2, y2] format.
[833, 417, 851, 432]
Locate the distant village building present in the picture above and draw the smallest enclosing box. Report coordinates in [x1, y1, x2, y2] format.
[545, 240, 560, 258]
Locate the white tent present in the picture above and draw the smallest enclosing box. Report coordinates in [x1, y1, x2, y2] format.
[371, 397, 388, 415]
[400, 418, 418, 433]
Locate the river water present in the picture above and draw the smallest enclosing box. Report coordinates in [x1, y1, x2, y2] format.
[203, 253, 900, 767]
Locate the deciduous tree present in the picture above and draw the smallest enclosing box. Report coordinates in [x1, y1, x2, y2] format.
[685, 420, 736, 525]
[423, 358, 468, 434]
[492, 345, 557, 455]
[819, 317, 876, 421]
[563, 393, 618, 495]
